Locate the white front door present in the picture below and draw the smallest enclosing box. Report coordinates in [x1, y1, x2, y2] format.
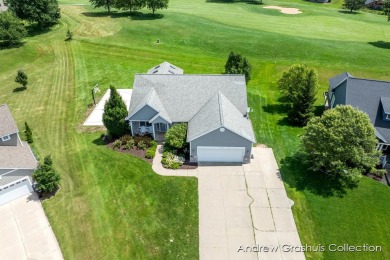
[197, 146, 245, 163]
[0, 178, 33, 206]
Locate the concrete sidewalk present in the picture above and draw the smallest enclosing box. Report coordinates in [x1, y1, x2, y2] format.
[152, 146, 305, 260]
[83, 89, 132, 126]
[0, 193, 63, 260]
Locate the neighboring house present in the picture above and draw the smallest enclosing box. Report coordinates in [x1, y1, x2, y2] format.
[0, 0, 8, 12]
[0, 104, 37, 206]
[365, 0, 384, 10]
[325, 72, 390, 152]
[126, 62, 256, 163]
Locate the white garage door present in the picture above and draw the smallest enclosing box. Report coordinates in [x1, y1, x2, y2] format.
[197, 146, 245, 163]
[0, 178, 33, 206]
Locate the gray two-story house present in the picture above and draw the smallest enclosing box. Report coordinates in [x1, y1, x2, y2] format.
[325, 72, 390, 153]
[0, 104, 37, 205]
[126, 62, 256, 163]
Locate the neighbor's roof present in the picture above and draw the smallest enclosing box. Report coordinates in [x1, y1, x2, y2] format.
[128, 74, 248, 122]
[0, 104, 19, 138]
[187, 92, 256, 143]
[0, 141, 38, 169]
[329, 73, 390, 143]
[147, 62, 184, 75]
[381, 97, 390, 114]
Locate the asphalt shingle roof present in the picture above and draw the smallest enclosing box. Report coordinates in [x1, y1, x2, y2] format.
[0, 104, 19, 138]
[0, 141, 37, 169]
[128, 74, 248, 122]
[147, 62, 184, 75]
[329, 73, 390, 143]
[187, 92, 256, 142]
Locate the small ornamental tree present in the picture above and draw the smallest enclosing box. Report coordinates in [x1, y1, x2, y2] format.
[145, 0, 168, 15]
[301, 105, 381, 179]
[15, 69, 28, 88]
[102, 85, 129, 138]
[343, 0, 365, 13]
[25, 121, 33, 143]
[0, 12, 27, 46]
[33, 155, 61, 194]
[164, 123, 187, 149]
[224, 51, 251, 82]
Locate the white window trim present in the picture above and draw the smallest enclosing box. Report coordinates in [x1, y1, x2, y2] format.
[1, 135, 10, 142]
[386, 114, 390, 120]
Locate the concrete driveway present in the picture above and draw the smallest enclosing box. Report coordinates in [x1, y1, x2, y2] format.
[0, 193, 63, 260]
[83, 89, 132, 126]
[198, 148, 304, 260]
[153, 146, 305, 259]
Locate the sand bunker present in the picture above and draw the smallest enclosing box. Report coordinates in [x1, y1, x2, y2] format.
[263, 6, 302, 14]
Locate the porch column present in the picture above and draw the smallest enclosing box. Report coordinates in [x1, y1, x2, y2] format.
[130, 121, 134, 136]
[152, 123, 156, 140]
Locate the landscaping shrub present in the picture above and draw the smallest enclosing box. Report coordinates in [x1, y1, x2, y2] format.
[112, 139, 122, 149]
[165, 123, 187, 149]
[120, 134, 132, 145]
[161, 149, 184, 169]
[145, 141, 158, 159]
[137, 140, 147, 150]
[25, 121, 33, 143]
[124, 139, 135, 150]
[134, 135, 152, 147]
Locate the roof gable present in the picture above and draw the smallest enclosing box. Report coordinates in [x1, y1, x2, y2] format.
[187, 92, 256, 143]
[329, 72, 352, 90]
[0, 104, 19, 138]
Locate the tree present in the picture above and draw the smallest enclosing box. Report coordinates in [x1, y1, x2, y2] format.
[15, 69, 28, 88]
[301, 105, 380, 179]
[145, 0, 168, 15]
[8, 0, 61, 28]
[90, 0, 115, 13]
[25, 121, 33, 143]
[224, 51, 251, 82]
[0, 12, 27, 46]
[278, 64, 318, 125]
[115, 0, 145, 12]
[33, 155, 61, 194]
[164, 123, 187, 149]
[102, 85, 129, 137]
[343, 0, 365, 13]
[384, 0, 390, 21]
[66, 29, 73, 40]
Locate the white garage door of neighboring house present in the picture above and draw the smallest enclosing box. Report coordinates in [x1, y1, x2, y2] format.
[197, 146, 245, 163]
[0, 178, 33, 206]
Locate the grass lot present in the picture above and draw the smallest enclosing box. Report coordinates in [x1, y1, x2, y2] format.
[1, 0, 390, 259]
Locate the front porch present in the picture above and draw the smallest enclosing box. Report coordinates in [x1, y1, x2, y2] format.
[130, 121, 169, 142]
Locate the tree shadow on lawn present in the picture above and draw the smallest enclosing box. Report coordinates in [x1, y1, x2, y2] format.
[0, 41, 25, 50]
[25, 25, 51, 37]
[82, 11, 164, 20]
[368, 41, 390, 49]
[92, 136, 106, 146]
[13, 86, 27, 93]
[207, 0, 263, 4]
[281, 152, 359, 198]
[338, 10, 360, 15]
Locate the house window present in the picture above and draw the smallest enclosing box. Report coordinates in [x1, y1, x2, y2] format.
[386, 114, 390, 120]
[140, 122, 152, 127]
[155, 123, 167, 132]
[330, 94, 335, 108]
[1, 135, 10, 142]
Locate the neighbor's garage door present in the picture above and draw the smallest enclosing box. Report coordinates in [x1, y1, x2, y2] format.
[197, 146, 245, 163]
[0, 178, 33, 206]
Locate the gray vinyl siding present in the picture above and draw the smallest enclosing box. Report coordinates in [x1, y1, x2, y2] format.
[129, 105, 158, 121]
[331, 81, 347, 108]
[0, 169, 34, 187]
[0, 133, 18, 146]
[190, 128, 253, 163]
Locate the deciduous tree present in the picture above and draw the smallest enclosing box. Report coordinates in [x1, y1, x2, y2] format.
[8, 0, 61, 28]
[90, 0, 115, 13]
[278, 64, 318, 125]
[102, 85, 129, 137]
[301, 105, 380, 179]
[0, 12, 26, 46]
[343, 0, 365, 13]
[145, 0, 168, 15]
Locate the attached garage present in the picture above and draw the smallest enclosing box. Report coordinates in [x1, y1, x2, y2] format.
[0, 178, 33, 206]
[197, 146, 245, 163]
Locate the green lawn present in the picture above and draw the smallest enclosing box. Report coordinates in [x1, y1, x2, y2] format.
[1, 0, 390, 259]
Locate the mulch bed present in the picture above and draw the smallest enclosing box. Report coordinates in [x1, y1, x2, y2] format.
[107, 141, 153, 164]
[179, 162, 198, 170]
